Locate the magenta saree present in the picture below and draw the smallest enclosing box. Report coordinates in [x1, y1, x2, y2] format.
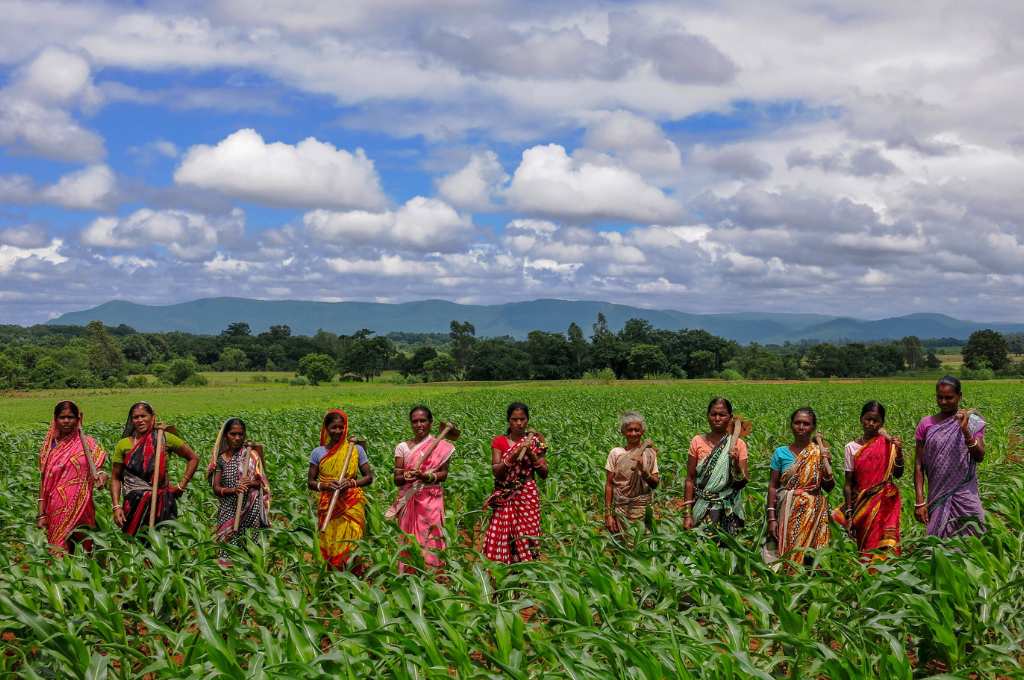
[387, 436, 455, 570]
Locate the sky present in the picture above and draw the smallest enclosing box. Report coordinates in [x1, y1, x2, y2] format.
[1, 1, 1023, 325]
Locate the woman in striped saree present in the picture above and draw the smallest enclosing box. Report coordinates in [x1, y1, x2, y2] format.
[834, 401, 903, 558]
[307, 408, 374, 570]
[111, 402, 198, 536]
[210, 418, 271, 566]
[683, 397, 748, 534]
[36, 401, 108, 554]
[914, 376, 986, 537]
[763, 407, 835, 567]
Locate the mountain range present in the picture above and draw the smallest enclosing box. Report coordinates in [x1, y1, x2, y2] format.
[48, 298, 1024, 344]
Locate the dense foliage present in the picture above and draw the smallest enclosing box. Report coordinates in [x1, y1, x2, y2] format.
[2, 317, 1022, 391]
[1, 382, 1022, 677]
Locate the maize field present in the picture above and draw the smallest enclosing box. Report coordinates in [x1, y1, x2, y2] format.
[1, 381, 1022, 678]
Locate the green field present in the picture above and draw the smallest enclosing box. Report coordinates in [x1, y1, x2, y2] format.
[2, 380, 1023, 677]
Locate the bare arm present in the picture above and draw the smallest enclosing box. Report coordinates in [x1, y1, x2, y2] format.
[112, 462, 125, 527]
[394, 452, 407, 487]
[427, 456, 450, 484]
[211, 466, 236, 497]
[767, 469, 780, 539]
[603, 471, 617, 532]
[683, 453, 697, 529]
[352, 461, 374, 488]
[173, 442, 199, 493]
[842, 471, 854, 512]
[491, 447, 507, 480]
[913, 440, 928, 524]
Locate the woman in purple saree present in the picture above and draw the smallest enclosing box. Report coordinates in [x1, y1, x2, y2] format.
[913, 376, 986, 538]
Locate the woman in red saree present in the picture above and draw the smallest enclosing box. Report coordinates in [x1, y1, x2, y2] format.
[483, 402, 548, 564]
[387, 405, 455, 573]
[36, 401, 108, 554]
[307, 409, 374, 570]
[834, 401, 903, 559]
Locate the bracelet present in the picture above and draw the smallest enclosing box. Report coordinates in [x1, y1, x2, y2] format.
[113, 504, 122, 510]
[317, 482, 322, 491]
[914, 501, 927, 508]
[967, 439, 978, 448]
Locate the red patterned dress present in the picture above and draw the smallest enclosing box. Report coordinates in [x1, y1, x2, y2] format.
[483, 435, 543, 563]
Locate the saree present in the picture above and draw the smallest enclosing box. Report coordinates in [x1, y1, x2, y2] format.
[607, 445, 657, 532]
[38, 418, 106, 552]
[483, 435, 542, 563]
[121, 431, 178, 536]
[214, 446, 271, 548]
[920, 414, 985, 537]
[692, 435, 745, 534]
[386, 436, 455, 570]
[316, 410, 365, 569]
[763, 443, 831, 567]
[834, 437, 900, 557]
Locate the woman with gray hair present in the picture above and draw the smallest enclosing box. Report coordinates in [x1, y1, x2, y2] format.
[604, 411, 659, 539]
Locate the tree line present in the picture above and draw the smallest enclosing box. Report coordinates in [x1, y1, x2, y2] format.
[0, 316, 1019, 390]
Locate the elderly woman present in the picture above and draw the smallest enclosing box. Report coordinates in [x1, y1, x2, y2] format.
[603, 411, 659, 538]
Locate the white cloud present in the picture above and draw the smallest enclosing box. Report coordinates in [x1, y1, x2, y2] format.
[0, 239, 67, 274]
[437, 150, 508, 209]
[0, 224, 48, 248]
[304, 196, 475, 252]
[325, 254, 436, 277]
[581, 110, 682, 179]
[82, 208, 245, 260]
[174, 128, 387, 210]
[40, 164, 116, 209]
[203, 253, 255, 275]
[505, 144, 680, 222]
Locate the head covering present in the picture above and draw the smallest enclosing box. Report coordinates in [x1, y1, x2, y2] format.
[320, 408, 349, 447]
[40, 400, 83, 457]
[122, 401, 155, 439]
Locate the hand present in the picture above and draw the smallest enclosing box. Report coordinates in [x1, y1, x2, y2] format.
[914, 504, 928, 524]
[956, 410, 971, 435]
[94, 471, 109, 489]
[604, 515, 619, 533]
[172, 484, 186, 497]
[339, 478, 356, 490]
[683, 515, 693, 530]
[36, 514, 47, 529]
[768, 519, 778, 541]
[890, 435, 903, 451]
[113, 507, 126, 527]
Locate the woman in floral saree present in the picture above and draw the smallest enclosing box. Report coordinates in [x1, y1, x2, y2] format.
[763, 407, 835, 567]
[36, 401, 108, 554]
[914, 376, 986, 538]
[683, 397, 748, 534]
[307, 408, 374, 570]
[834, 401, 903, 558]
[387, 406, 455, 572]
[483, 402, 548, 564]
[111, 402, 198, 536]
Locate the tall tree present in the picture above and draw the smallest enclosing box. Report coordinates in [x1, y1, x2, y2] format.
[963, 329, 1009, 370]
[900, 336, 923, 370]
[221, 321, 251, 337]
[86, 320, 125, 380]
[449, 320, 476, 378]
[567, 322, 588, 378]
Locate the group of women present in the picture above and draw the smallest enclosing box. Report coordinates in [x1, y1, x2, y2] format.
[36, 376, 986, 570]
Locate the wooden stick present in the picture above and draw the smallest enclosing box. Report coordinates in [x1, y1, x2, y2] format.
[79, 429, 99, 485]
[148, 428, 166, 529]
[232, 447, 249, 532]
[320, 442, 358, 533]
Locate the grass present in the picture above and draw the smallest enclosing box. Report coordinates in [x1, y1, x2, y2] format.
[2, 380, 1023, 677]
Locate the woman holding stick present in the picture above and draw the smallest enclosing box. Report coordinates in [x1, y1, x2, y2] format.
[111, 402, 198, 536]
[683, 397, 749, 534]
[307, 408, 373, 570]
[483, 402, 548, 564]
[210, 418, 271, 566]
[913, 376, 986, 537]
[36, 400, 108, 555]
[763, 407, 835, 568]
[603, 411, 659, 540]
[387, 406, 457, 572]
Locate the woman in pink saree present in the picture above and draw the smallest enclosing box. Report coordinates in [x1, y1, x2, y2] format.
[387, 406, 455, 572]
[36, 401, 108, 554]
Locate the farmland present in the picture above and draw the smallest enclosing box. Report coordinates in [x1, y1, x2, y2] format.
[2, 380, 1023, 677]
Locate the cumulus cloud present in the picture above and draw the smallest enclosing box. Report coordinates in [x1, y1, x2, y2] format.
[787, 145, 899, 177]
[505, 144, 680, 222]
[581, 110, 682, 179]
[304, 196, 475, 252]
[437, 151, 508, 209]
[174, 129, 387, 210]
[82, 208, 245, 260]
[40, 164, 116, 209]
[0, 224, 48, 248]
[0, 239, 67, 274]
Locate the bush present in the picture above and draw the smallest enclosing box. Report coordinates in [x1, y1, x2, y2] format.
[720, 368, 744, 381]
[582, 368, 616, 382]
[959, 366, 994, 381]
[289, 376, 309, 386]
[297, 353, 336, 385]
[126, 375, 150, 388]
[157, 358, 202, 385]
[643, 372, 676, 381]
[181, 373, 208, 386]
[253, 375, 270, 383]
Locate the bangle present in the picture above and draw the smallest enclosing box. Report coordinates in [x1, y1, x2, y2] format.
[967, 439, 978, 448]
[317, 482, 321, 491]
[113, 504, 122, 510]
[914, 501, 927, 508]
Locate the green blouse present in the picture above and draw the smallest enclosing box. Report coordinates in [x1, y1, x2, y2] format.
[113, 432, 187, 464]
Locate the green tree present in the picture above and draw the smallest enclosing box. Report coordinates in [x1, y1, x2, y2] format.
[567, 322, 588, 378]
[963, 329, 1009, 371]
[526, 331, 572, 379]
[900, 336, 923, 370]
[297, 353, 336, 385]
[159, 357, 203, 385]
[591, 313, 624, 375]
[449, 321, 476, 379]
[86, 320, 125, 380]
[626, 344, 670, 378]
[423, 353, 458, 382]
[221, 322, 251, 337]
[216, 347, 249, 371]
[925, 350, 942, 369]
[399, 346, 438, 380]
[339, 330, 394, 381]
[687, 349, 718, 378]
[466, 339, 531, 380]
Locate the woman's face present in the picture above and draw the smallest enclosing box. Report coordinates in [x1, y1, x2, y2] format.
[936, 384, 960, 413]
[707, 403, 731, 433]
[508, 408, 529, 435]
[56, 407, 78, 437]
[226, 423, 246, 450]
[861, 410, 883, 436]
[131, 406, 154, 435]
[790, 412, 815, 440]
[326, 418, 346, 441]
[410, 410, 432, 439]
[622, 421, 644, 447]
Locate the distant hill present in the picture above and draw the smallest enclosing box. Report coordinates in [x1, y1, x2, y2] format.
[48, 298, 1024, 343]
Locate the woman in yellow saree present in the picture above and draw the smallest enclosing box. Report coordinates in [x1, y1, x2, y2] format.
[306, 409, 374, 570]
[763, 407, 835, 568]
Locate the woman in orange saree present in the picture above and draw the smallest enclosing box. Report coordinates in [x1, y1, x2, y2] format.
[307, 409, 374, 570]
[834, 401, 903, 559]
[763, 407, 835, 568]
[36, 401, 108, 554]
